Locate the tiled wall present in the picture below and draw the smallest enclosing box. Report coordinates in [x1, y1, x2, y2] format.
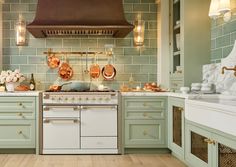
[2, 0, 157, 90]
[211, 15, 236, 63]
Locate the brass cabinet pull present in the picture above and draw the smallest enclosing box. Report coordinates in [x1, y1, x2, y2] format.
[204, 138, 211, 143]
[179, 108, 184, 112]
[204, 138, 215, 145]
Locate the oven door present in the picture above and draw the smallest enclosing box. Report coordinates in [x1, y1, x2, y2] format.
[43, 118, 80, 149]
[81, 105, 117, 137]
[43, 106, 80, 150]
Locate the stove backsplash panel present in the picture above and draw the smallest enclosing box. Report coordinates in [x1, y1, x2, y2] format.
[2, 0, 158, 90]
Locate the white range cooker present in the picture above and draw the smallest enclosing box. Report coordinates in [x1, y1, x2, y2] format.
[41, 91, 119, 154]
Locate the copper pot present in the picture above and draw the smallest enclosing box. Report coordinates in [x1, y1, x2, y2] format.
[47, 54, 60, 69]
[58, 56, 73, 80]
[102, 64, 116, 80]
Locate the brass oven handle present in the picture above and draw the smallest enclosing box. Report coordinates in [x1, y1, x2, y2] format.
[43, 106, 80, 111]
[43, 119, 80, 124]
[81, 106, 117, 110]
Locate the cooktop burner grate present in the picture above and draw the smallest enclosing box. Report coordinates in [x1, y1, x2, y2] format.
[45, 89, 116, 93]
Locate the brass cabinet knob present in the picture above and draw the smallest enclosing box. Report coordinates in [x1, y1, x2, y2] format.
[18, 113, 23, 117]
[18, 131, 23, 135]
[18, 103, 23, 106]
[143, 113, 148, 117]
[143, 130, 148, 136]
[143, 103, 148, 107]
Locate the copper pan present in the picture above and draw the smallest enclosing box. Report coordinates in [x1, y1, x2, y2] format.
[90, 54, 100, 79]
[58, 55, 73, 80]
[102, 56, 116, 80]
[47, 53, 60, 69]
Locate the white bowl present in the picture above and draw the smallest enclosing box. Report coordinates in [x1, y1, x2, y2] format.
[180, 87, 190, 94]
[191, 83, 201, 87]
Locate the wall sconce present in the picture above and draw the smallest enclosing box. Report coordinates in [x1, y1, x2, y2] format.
[15, 15, 26, 46]
[133, 19, 145, 47]
[209, 0, 233, 22]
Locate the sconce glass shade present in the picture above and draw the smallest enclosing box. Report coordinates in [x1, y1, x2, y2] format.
[209, 0, 220, 19]
[15, 19, 26, 46]
[218, 0, 231, 14]
[133, 20, 145, 46]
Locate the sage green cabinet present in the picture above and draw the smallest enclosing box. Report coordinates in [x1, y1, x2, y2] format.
[0, 120, 35, 148]
[125, 120, 165, 147]
[169, 0, 211, 91]
[168, 97, 185, 161]
[122, 96, 167, 150]
[0, 96, 38, 151]
[185, 120, 236, 167]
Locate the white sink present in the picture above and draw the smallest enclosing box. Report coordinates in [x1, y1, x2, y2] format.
[185, 94, 236, 137]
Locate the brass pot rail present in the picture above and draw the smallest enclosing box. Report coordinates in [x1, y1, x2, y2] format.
[43, 48, 107, 57]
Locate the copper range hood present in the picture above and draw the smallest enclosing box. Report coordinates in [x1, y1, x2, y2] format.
[27, 0, 134, 38]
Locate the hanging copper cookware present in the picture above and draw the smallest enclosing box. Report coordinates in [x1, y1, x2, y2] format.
[47, 53, 60, 69]
[102, 56, 116, 80]
[58, 54, 73, 80]
[90, 54, 100, 79]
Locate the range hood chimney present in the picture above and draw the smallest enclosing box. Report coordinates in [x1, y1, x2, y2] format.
[27, 0, 134, 38]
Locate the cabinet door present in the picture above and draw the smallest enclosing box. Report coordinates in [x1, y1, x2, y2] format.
[168, 97, 185, 160]
[185, 122, 212, 167]
[212, 133, 236, 167]
[0, 120, 35, 148]
[125, 120, 165, 148]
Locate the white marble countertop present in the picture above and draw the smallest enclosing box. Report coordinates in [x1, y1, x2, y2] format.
[0, 91, 41, 96]
[120, 91, 189, 99]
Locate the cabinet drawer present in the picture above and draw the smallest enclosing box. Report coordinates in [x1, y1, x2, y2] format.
[0, 120, 35, 148]
[125, 109, 165, 120]
[0, 97, 35, 119]
[124, 97, 166, 110]
[125, 120, 166, 147]
[81, 137, 117, 149]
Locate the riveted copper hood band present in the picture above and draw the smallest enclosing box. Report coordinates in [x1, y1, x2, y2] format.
[27, 0, 134, 38]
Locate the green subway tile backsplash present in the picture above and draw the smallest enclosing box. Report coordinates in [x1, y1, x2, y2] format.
[211, 15, 236, 61]
[2, 0, 158, 90]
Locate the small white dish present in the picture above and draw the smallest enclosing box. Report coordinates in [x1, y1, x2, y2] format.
[180, 87, 190, 94]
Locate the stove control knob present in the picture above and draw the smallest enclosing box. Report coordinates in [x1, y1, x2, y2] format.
[105, 97, 110, 101]
[86, 97, 89, 101]
[58, 97, 62, 101]
[71, 97, 75, 101]
[78, 97, 82, 101]
[99, 97, 103, 101]
[92, 98, 96, 101]
[51, 97, 55, 101]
